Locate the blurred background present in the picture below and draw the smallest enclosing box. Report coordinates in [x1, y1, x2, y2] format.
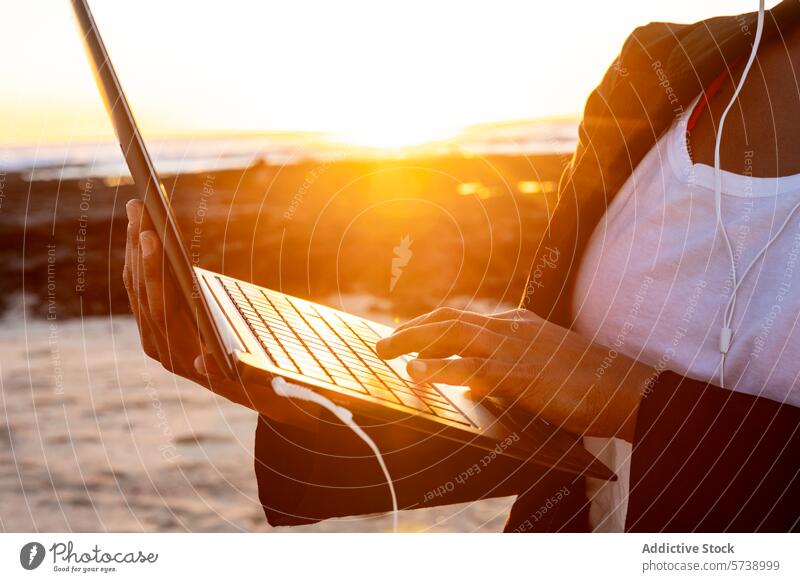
[0, 0, 768, 532]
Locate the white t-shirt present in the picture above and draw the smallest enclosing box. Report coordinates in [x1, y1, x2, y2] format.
[572, 97, 800, 532]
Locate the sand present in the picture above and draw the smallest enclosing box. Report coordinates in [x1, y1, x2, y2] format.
[0, 308, 514, 532]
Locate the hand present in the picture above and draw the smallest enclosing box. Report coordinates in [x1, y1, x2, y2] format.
[123, 199, 320, 429]
[376, 307, 654, 441]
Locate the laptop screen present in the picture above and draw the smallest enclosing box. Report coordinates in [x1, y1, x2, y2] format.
[70, 0, 233, 373]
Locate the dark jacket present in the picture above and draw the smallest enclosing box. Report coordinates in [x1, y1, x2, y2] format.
[254, 2, 800, 532]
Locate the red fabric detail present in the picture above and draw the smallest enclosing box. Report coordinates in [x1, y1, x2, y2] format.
[686, 69, 729, 133]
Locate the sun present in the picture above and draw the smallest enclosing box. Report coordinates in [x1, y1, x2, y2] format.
[334, 122, 457, 152]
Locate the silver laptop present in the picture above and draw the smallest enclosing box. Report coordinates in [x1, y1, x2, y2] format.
[70, 0, 614, 481]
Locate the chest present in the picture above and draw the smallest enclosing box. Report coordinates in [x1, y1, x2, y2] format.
[572, 125, 800, 401]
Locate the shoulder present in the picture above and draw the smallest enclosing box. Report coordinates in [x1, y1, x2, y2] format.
[603, 21, 691, 93]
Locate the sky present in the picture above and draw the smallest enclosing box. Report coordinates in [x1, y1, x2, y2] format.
[0, 0, 775, 148]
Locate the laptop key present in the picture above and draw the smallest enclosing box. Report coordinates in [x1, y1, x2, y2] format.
[393, 390, 431, 413]
[363, 383, 400, 404]
[430, 407, 471, 425]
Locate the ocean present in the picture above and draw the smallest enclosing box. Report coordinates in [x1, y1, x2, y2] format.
[0, 118, 578, 180]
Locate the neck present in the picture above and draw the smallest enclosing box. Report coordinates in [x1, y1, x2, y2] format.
[689, 26, 800, 178]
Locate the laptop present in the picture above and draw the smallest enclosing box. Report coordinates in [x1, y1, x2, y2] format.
[70, 0, 614, 481]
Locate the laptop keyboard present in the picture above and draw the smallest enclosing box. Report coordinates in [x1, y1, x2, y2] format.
[219, 277, 472, 426]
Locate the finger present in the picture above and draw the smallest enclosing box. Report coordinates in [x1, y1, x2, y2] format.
[135, 222, 187, 323]
[194, 350, 227, 382]
[139, 230, 166, 334]
[125, 201, 163, 361]
[125, 203, 173, 366]
[129, 210, 151, 323]
[394, 307, 485, 333]
[395, 307, 542, 340]
[124, 199, 144, 320]
[377, 321, 506, 360]
[492, 310, 547, 341]
[407, 357, 520, 395]
[122, 209, 159, 359]
[139, 234, 205, 375]
[488, 309, 526, 320]
[138, 229, 180, 370]
[407, 357, 488, 388]
[125, 199, 143, 251]
[192, 351, 249, 405]
[457, 316, 540, 339]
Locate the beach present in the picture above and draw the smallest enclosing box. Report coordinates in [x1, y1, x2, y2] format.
[0, 133, 569, 532]
[0, 308, 517, 532]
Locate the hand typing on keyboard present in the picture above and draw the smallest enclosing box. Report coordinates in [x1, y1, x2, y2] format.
[222, 279, 472, 426]
[123, 199, 321, 429]
[375, 306, 656, 441]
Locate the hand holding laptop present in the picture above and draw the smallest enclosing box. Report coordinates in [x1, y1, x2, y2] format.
[123, 199, 322, 430]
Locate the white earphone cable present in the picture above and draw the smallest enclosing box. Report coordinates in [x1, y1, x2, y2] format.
[271, 376, 399, 532]
[714, 0, 766, 387]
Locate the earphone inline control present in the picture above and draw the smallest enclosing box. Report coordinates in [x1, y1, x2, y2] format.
[711, 0, 800, 388]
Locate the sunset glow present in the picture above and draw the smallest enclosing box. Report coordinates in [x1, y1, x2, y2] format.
[334, 123, 458, 151]
[0, 0, 774, 148]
